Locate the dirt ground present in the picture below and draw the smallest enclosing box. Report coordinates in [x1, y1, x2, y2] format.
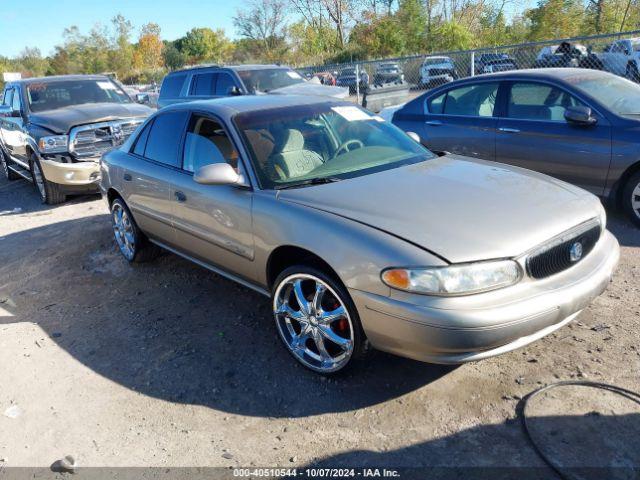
[0, 173, 639, 477]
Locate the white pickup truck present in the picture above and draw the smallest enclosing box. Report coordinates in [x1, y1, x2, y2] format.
[601, 38, 640, 81]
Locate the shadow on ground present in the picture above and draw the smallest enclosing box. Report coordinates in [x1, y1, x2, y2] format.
[308, 412, 640, 480]
[0, 215, 454, 418]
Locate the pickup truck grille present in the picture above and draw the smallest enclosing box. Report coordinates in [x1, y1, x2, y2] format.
[427, 68, 453, 76]
[70, 119, 144, 160]
[526, 224, 601, 279]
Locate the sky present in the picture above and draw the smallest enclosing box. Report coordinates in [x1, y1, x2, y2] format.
[0, 0, 242, 58]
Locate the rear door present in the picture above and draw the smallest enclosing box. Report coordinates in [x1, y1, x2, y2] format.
[123, 110, 189, 244]
[414, 81, 500, 160]
[495, 81, 611, 195]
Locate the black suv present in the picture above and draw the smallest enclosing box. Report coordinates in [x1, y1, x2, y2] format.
[0, 75, 153, 204]
[158, 64, 346, 108]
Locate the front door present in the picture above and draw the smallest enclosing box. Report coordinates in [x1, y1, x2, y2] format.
[170, 113, 255, 280]
[0, 88, 28, 163]
[495, 81, 611, 195]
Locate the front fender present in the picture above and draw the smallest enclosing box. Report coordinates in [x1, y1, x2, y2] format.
[251, 192, 447, 296]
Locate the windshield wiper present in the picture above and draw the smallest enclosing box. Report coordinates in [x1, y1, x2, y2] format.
[275, 176, 342, 190]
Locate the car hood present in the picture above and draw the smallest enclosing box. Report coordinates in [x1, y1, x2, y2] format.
[29, 102, 154, 134]
[270, 83, 349, 99]
[278, 155, 601, 263]
[422, 63, 452, 70]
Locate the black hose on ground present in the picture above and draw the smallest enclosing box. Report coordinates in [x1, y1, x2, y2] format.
[519, 380, 640, 480]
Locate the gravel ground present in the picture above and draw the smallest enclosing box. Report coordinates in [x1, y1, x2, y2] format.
[0, 174, 638, 476]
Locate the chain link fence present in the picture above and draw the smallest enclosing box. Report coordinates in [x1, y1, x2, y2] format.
[299, 30, 640, 107]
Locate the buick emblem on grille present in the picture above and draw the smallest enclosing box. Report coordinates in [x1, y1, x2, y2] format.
[569, 241, 583, 262]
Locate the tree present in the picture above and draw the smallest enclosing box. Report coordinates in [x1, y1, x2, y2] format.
[110, 14, 134, 78]
[526, 0, 585, 40]
[177, 27, 234, 64]
[233, 0, 288, 57]
[430, 21, 474, 51]
[163, 41, 187, 70]
[395, 0, 427, 53]
[133, 23, 164, 70]
[15, 48, 49, 77]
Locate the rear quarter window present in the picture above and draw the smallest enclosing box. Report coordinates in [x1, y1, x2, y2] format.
[160, 74, 187, 99]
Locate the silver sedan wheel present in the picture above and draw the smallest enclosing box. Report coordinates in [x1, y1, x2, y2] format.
[274, 273, 354, 373]
[632, 183, 640, 220]
[32, 161, 46, 200]
[111, 203, 136, 260]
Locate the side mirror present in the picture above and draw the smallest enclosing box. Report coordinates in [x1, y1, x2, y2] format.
[194, 163, 245, 186]
[564, 105, 597, 126]
[406, 131, 421, 143]
[0, 105, 18, 118]
[227, 86, 242, 96]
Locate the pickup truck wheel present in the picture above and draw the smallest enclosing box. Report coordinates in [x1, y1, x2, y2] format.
[623, 171, 640, 227]
[30, 154, 66, 205]
[110, 198, 160, 263]
[272, 266, 368, 374]
[626, 62, 640, 82]
[1, 150, 19, 181]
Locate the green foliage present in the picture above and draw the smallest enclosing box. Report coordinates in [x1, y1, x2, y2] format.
[178, 27, 234, 64]
[429, 22, 475, 52]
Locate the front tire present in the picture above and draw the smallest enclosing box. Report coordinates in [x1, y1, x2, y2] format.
[1, 150, 20, 181]
[30, 154, 66, 205]
[622, 170, 640, 227]
[272, 266, 368, 374]
[110, 198, 160, 262]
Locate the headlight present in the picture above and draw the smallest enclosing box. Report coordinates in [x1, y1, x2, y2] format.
[38, 135, 68, 154]
[381, 260, 522, 296]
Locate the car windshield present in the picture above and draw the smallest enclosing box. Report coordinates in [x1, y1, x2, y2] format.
[235, 103, 434, 189]
[237, 69, 305, 93]
[26, 79, 131, 112]
[567, 73, 640, 117]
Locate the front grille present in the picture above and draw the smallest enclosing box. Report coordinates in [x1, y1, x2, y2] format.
[429, 68, 452, 76]
[70, 119, 144, 160]
[526, 225, 601, 279]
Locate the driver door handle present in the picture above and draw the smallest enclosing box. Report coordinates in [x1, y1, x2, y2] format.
[498, 127, 520, 133]
[425, 120, 443, 126]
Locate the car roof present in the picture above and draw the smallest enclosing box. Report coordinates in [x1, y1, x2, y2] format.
[159, 94, 350, 118]
[171, 64, 290, 74]
[453, 68, 612, 82]
[10, 74, 112, 85]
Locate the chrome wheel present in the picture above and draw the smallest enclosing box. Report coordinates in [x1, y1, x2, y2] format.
[111, 202, 136, 260]
[632, 182, 640, 220]
[32, 161, 46, 200]
[274, 273, 354, 373]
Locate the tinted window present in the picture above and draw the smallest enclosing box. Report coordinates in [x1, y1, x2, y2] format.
[160, 74, 186, 98]
[190, 73, 217, 96]
[144, 111, 189, 167]
[132, 121, 153, 156]
[508, 82, 584, 121]
[215, 73, 236, 95]
[2, 89, 13, 107]
[183, 114, 239, 173]
[428, 92, 445, 114]
[443, 83, 498, 117]
[11, 89, 21, 111]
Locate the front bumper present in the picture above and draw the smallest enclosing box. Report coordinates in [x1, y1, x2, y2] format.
[351, 230, 620, 364]
[39, 159, 101, 187]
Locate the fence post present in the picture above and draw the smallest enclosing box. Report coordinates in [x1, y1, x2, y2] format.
[355, 64, 360, 104]
[470, 51, 475, 77]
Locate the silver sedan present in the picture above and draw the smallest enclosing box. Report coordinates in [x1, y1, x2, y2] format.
[99, 95, 619, 374]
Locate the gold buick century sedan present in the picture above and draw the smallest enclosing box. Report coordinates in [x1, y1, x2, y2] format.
[99, 95, 619, 374]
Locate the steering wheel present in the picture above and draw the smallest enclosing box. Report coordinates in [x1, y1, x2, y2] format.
[334, 139, 365, 157]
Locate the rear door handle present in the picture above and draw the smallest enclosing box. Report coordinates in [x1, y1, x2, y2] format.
[174, 191, 187, 202]
[123, 173, 132, 181]
[498, 127, 520, 133]
[425, 120, 443, 126]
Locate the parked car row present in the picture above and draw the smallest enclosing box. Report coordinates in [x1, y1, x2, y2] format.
[0, 65, 631, 376]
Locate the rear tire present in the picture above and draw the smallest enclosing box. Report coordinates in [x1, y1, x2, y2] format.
[110, 197, 160, 263]
[30, 153, 66, 205]
[1, 150, 20, 181]
[272, 265, 369, 374]
[622, 170, 640, 228]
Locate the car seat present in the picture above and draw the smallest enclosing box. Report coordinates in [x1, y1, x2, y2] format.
[267, 128, 323, 180]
